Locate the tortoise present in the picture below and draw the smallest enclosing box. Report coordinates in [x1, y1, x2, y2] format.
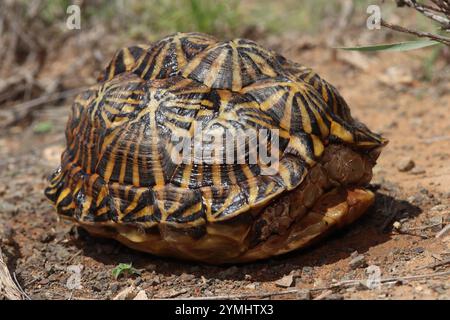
[45, 32, 387, 264]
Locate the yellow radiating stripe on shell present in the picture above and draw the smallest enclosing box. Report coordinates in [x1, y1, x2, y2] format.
[132, 128, 143, 187]
[204, 49, 229, 87]
[103, 131, 123, 181]
[62, 202, 76, 211]
[181, 201, 203, 219]
[257, 89, 286, 112]
[95, 207, 110, 217]
[179, 164, 193, 188]
[164, 111, 197, 123]
[122, 48, 136, 71]
[165, 101, 203, 110]
[124, 188, 145, 214]
[321, 84, 329, 103]
[211, 187, 241, 218]
[331, 121, 354, 143]
[243, 116, 273, 129]
[163, 192, 183, 217]
[286, 135, 315, 165]
[201, 99, 214, 108]
[100, 109, 112, 127]
[241, 109, 273, 122]
[264, 181, 276, 196]
[126, 204, 155, 221]
[202, 187, 212, 217]
[181, 49, 208, 78]
[81, 194, 92, 219]
[303, 71, 316, 82]
[311, 134, 325, 158]
[95, 186, 107, 207]
[307, 100, 330, 137]
[90, 89, 105, 122]
[119, 140, 131, 184]
[231, 45, 242, 91]
[137, 50, 156, 79]
[357, 140, 382, 147]
[167, 78, 194, 91]
[104, 104, 121, 114]
[278, 162, 293, 188]
[121, 104, 138, 113]
[71, 118, 86, 164]
[85, 122, 95, 174]
[241, 165, 257, 203]
[69, 165, 82, 176]
[148, 96, 165, 186]
[279, 90, 294, 132]
[150, 43, 169, 79]
[73, 179, 83, 194]
[298, 98, 312, 134]
[174, 37, 187, 69]
[244, 51, 277, 77]
[108, 59, 116, 80]
[56, 188, 71, 206]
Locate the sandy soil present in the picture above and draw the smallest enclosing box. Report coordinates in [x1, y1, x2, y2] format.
[0, 38, 449, 300]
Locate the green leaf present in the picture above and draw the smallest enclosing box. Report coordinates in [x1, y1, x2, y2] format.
[336, 40, 441, 52]
[33, 121, 53, 134]
[112, 263, 141, 280]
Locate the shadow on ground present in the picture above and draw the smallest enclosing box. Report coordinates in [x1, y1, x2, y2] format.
[70, 191, 422, 283]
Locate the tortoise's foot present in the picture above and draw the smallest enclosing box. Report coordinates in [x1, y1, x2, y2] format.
[240, 187, 374, 262]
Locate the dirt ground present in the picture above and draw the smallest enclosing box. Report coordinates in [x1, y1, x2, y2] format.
[0, 35, 449, 300]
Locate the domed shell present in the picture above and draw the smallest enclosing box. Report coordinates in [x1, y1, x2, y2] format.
[45, 32, 385, 237]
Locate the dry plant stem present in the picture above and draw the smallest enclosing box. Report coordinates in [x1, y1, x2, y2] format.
[416, 258, 450, 270]
[397, 0, 450, 27]
[0, 247, 22, 300]
[0, 87, 87, 127]
[381, 19, 450, 45]
[173, 271, 450, 300]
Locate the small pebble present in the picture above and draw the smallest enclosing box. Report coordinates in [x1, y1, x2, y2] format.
[275, 274, 294, 288]
[113, 286, 136, 300]
[397, 158, 415, 172]
[410, 167, 426, 175]
[134, 277, 143, 286]
[302, 266, 313, 275]
[393, 221, 402, 230]
[349, 255, 367, 270]
[133, 290, 148, 300]
[430, 205, 447, 212]
[109, 283, 119, 292]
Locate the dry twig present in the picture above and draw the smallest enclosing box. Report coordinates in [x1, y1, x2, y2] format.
[0, 247, 22, 300]
[0, 87, 87, 128]
[171, 271, 450, 300]
[381, 19, 450, 45]
[416, 258, 450, 270]
[382, 0, 450, 46]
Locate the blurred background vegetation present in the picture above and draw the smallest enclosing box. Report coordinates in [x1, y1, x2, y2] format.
[29, 0, 439, 39]
[0, 0, 448, 121]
